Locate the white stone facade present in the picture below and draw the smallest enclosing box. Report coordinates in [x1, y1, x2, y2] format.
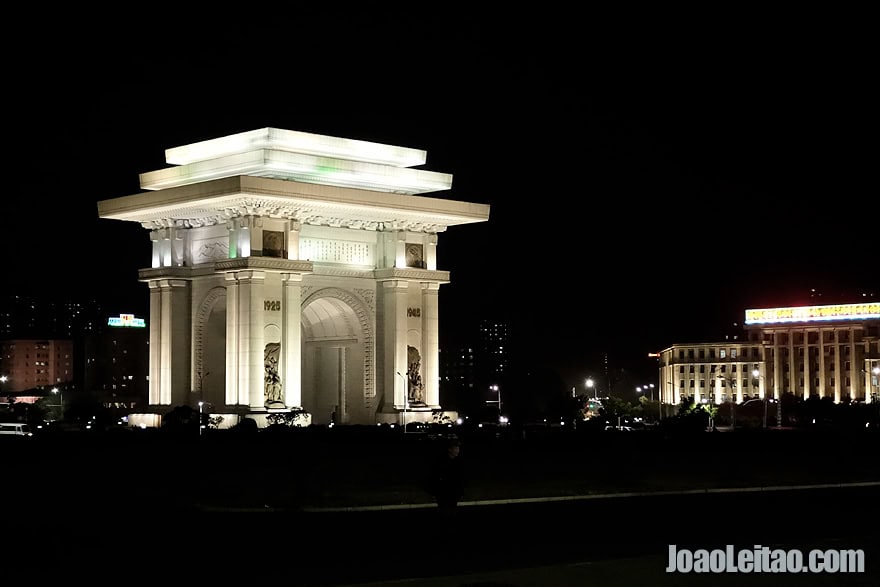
[98, 129, 489, 425]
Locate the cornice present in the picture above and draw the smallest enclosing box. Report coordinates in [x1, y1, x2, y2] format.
[374, 268, 450, 282]
[214, 258, 314, 273]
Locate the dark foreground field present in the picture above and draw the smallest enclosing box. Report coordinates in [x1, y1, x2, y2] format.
[5, 426, 879, 585]
[7, 424, 880, 511]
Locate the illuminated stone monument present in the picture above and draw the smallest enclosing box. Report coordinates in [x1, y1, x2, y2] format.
[97, 128, 490, 426]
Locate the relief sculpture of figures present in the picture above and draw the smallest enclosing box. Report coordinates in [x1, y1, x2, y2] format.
[264, 342, 284, 408]
[407, 345, 425, 404]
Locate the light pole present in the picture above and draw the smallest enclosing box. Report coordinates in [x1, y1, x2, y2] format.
[586, 377, 595, 400]
[198, 401, 204, 436]
[872, 366, 880, 404]
[752, 369, 772, 429]
[396, 371, 408, 432]
[636, 383, 657, 422]
[51, 386, 63, 420]
[714, 374, 738, 430]
[487, 384, 502, 421]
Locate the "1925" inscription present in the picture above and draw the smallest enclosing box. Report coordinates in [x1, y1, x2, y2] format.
[264, 300, 281, 311]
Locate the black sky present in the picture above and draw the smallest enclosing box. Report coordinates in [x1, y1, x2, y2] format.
[5, 9, 877, 386]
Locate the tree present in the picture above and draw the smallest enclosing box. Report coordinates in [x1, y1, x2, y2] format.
[599, 396, 636, 424]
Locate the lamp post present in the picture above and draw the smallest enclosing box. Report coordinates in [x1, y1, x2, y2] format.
[487, 384, 502, 421]
[714, 374, 737, 430]
[872, 366, 880, 404]
[396, 371, 408, 432]
[586, 377, 595, 400]
[51, 386, 63, 420]
[752, 369, 772, 429]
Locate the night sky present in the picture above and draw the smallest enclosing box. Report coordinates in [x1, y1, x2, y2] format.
[6, 10, 877, 387]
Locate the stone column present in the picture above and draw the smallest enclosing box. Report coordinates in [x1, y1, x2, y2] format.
[833, 330, 842, 403]
[281, 273, 303, 408]
[848, 329, 858, 401]
[736, 366, 744, 404]
[224, 273, 240, 405]
[803, 330, 811, 400]
[287, 220, 301, 261]
[394, 231, 407, 268]
[237, 270, 266, 410]
[787, 332, 795, 401]
[771, 339, 781, 401]
[382, 280, 409, 409]
[148, 278, 190, 406]
[421, 282, 441, 408]
[819, 331, 827, 398]
[148, 281, 163, 404]
[425, 233, 438, 271]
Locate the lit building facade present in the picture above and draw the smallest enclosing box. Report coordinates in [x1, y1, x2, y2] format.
[0, 339, 74, 393]
[658, 302, 880, 405]
[97, 128, 489, 426]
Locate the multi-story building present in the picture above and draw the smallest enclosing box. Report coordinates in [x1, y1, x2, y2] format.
[658, 302, 880, 406]
[84, 313, 149, 411]
[0, 339, 74, 393]
[478, 319, 510, 383]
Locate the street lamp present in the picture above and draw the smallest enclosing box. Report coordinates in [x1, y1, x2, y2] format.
[395, 371, 409, 432]
[872, 366, 880, 403]
[487, 384, 502, 421]
[713, 375, 737, 430]
[51, 386, 63, 420]
[752, 369, 765, 428]
[586, 377, 595, 400]
[198, 401, 205, 436]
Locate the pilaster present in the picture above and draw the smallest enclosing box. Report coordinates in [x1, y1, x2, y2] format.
[421, 282, 441, 407]
[281, 273, 304, 407]
[382, 279, 409, 408]
[148, 278, 191, 406]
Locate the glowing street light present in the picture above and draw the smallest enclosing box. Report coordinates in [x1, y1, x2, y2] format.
[586, 377, 595, 399]
[51, 386, 63, 420]
[487, 384, 503, 421]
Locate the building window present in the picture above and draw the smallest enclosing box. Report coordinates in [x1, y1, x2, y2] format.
[731, 349, 737, 359]
[720, 349, 726, 359]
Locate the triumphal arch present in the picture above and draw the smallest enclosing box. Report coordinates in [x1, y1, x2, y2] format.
[97, 128, 489, 426]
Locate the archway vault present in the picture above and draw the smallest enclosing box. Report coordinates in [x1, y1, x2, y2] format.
[301, 287, 375, 412]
